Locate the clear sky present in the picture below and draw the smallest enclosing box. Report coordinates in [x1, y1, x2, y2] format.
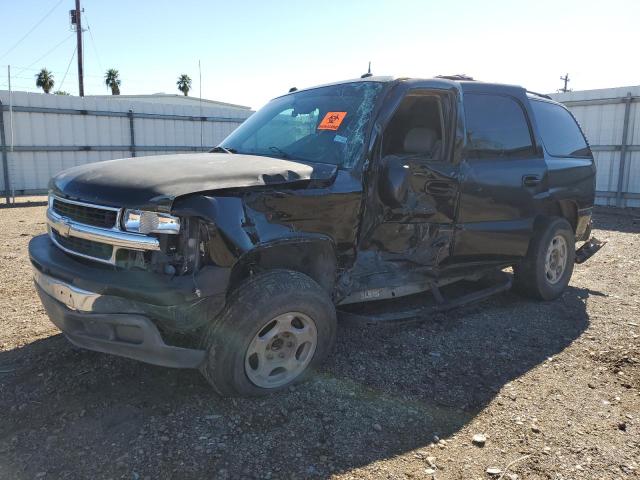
[1, 0, 638, 110]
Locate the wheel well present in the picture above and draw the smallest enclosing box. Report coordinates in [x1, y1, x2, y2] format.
[228, 240, 337, 296]
[541, 200, 577, 232]
[557, 200, 578, 232]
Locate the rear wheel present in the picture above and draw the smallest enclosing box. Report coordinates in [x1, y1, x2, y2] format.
[514, 217, 575, 300]
[200, 270, 336, 397]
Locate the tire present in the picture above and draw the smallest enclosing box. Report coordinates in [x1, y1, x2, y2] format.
[199, 269, 337, 397]
[514, 217, 575, 301]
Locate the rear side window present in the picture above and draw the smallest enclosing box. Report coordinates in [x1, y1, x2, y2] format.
[530, 100, 590, 157]
[464, 93, 534, 157]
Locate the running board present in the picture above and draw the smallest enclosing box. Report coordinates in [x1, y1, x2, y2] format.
[337, 273, 512, 327]
[575, 237, 606, 264]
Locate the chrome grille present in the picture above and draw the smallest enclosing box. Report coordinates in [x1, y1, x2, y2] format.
[52, 197, 118, 229]
[47, 194, 160, 265]
[51, 229, 114, 261]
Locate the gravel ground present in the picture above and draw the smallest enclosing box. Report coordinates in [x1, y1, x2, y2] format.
[0, 200, 638, 480]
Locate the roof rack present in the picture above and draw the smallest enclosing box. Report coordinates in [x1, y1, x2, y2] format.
[526, 90, 552, 100]
[436, 74, 475, 81]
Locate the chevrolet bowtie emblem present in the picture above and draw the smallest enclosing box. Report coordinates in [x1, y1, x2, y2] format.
[58, 218, 72, 237]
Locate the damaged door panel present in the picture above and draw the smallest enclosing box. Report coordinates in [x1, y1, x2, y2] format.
[348, 86, 461, 301]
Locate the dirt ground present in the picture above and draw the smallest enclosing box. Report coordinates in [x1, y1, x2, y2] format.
[0, 199, 638, 480]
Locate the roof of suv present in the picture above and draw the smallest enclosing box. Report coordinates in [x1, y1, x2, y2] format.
[278, 76, 561, 106]
[283, 75, 514, 94]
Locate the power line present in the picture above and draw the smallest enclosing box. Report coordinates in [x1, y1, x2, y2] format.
[15, 33, 75, 77]
[58, 45, 78, 91]
[3, 70, 108, 80]
[0, 0, 65, 61]
[82, 10, 103, 73]
[1, 65, 151, 82]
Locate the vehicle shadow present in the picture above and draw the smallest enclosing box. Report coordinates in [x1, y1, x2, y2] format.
[0, 286, 592, 479]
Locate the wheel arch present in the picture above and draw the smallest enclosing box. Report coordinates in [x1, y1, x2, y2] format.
[539, 199, 578, 233]
[228, 238, 338, 297]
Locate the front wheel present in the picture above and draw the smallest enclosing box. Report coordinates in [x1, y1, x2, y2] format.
[200, 270, 336, 397]
[514, 217, 576, 300]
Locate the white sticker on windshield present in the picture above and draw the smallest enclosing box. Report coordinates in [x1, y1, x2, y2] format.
[334, 134, 347, 144]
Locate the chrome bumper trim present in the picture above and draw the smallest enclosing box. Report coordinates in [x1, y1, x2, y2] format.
[47, 208, 160, 252]
[32, 266, 206, 369]
[33, 268, 101, 312]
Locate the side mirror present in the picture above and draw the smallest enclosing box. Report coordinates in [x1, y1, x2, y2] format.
[379, 155, 410, 207]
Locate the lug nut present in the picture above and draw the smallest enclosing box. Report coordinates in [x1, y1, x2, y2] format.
[266, 354, 273, 360]
[279, 353, 285, 358]
[287, 342, 293, 347]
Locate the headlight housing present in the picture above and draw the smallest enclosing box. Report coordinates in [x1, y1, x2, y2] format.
[122, 209, 181, 235]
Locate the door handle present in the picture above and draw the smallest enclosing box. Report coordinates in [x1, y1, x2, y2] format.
[522, 174, 541, 187]
[425, 180, 455, 196]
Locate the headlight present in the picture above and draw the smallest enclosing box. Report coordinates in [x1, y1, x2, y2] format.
[122, 209, 181, 234]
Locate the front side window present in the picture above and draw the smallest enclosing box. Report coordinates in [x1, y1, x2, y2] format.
[219, 82, 384, 168]
[382, 93, 446, 161]
[530, 100, 590, 157]
[464, 93, 534, 157]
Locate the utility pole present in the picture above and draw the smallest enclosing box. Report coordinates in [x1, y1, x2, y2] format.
[75, 0, 84, 96]
[559, 73, 570, 93]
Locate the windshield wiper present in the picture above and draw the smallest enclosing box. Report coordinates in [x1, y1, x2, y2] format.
[210, 145, 236, 154]
[268, 146, 290, 159]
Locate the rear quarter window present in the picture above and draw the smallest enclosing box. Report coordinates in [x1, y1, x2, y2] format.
[464, 93, 535, 158]
[530, 100, 590, 157]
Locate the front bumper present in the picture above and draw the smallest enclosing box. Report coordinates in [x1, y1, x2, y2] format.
[29, 234, 231, 368]
[35, 278, 205, 368]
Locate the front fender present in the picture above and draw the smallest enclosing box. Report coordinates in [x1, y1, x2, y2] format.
[172, 194, 340, 293]
[229, 237, 338, 294]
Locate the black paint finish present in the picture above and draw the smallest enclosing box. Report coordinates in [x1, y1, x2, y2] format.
[42, 76, 596, 311]
[50, 153, 337, 211]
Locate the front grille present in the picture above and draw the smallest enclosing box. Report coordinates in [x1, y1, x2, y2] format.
[52, 198, 118, 229]
[52, 229, 114, 261]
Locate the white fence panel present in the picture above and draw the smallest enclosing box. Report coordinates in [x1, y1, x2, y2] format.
[552, 86, 640, 208]
[0, 91, 252, 195]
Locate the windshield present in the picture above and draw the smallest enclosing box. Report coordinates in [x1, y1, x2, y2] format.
[218, 81, 384, 168]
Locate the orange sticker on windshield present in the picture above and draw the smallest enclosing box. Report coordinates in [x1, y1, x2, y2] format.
[318, 112, 347, 130]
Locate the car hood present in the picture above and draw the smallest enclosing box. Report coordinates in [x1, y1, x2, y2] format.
[50, 153, 337, 211]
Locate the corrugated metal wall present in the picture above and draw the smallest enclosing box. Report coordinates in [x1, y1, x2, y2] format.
[4, 87, 638, 207]
[0, 91, 253, 195]
[551, 86, 640, 208]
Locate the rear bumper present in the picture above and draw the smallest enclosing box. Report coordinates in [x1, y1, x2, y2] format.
[35, 281, 205, 368]
[576, 207, 593, 242]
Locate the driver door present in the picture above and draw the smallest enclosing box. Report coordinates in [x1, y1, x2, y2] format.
[346, 87, 461, 302]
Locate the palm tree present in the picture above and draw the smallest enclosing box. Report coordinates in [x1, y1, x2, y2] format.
[105, 68, 121, 95]
[176, 74, 192, 96]
[35, 68, 54, 94]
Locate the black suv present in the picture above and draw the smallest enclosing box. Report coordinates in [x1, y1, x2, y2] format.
[29, 76, 601, 396]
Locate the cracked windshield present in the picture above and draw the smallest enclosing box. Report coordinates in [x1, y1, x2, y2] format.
[219, 82, 384, 167]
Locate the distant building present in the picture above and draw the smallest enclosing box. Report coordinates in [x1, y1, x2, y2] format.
[87, 93, 251, 111]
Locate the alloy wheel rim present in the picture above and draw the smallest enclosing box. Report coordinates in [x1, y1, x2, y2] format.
[545, 234, 568, 284]
[244, 312, 317, 388]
